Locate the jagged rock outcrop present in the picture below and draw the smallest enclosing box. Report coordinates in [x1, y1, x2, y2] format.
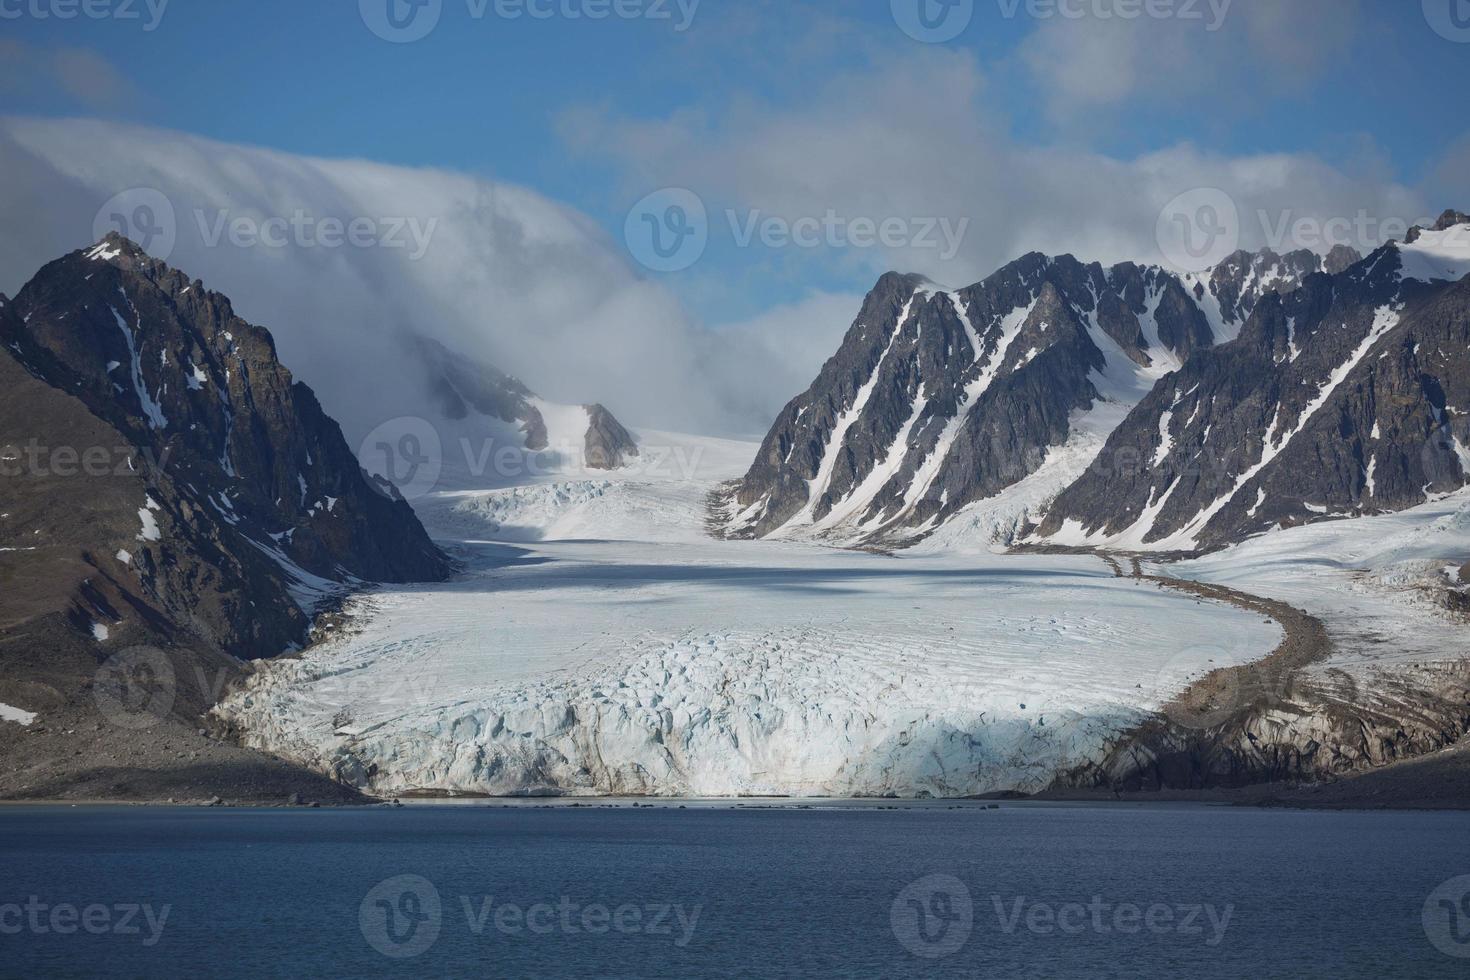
[412, 335, 638, 471]
[723, 244, 1346, 546]
[583, 404, 639, 470]
[1057, 661, 1470, 793]
[1188, 245, 1361, 334]
[415, 335, 550, 450]
[0, 234, 450, 679]
[1037, 213, 1470, 551]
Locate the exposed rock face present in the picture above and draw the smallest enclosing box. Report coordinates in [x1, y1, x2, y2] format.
[415, 336, 549, 450]
[0, 234, 450, 675]
[1189, 246, 1359, 335]
[1057, 661, 1470, 793]
[1037, 225, 1470, 551]
[724, 245, 1344, 546]
[412, 335, 638, 469]
[583, 404, 639, 470]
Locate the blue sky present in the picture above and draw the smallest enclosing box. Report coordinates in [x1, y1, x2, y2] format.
[6, 2, 1470, 312]
[3, 1, 1469, 432]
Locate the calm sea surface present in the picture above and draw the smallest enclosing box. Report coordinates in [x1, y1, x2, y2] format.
[2, 802, 1469, 978]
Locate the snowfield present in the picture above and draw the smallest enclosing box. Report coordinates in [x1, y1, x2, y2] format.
[217, 434, 1284, 798]
[1164, 490, 1470, 677]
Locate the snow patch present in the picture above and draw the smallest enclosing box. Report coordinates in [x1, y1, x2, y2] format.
[0, 702, 37, 727]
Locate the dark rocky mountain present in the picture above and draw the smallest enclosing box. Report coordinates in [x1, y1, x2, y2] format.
[1186, 245, 1363, 335]
[720, 243, 1354, 546]
[1036, 211, 1470, 551]
[414, 335, 638, 472]
[0, 235, 451, 750]
[583, 403, 639, 470]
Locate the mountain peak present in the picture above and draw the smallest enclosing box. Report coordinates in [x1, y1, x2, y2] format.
[1404, 208, 1470, 244]
[1433, 209, 1470, 232]
[82, 232, 153, 264]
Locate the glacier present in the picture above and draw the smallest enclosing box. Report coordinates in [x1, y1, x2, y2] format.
[216, 433, 1283, 798]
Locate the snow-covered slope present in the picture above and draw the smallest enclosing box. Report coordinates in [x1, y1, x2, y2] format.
[1164, 490, 1470, 673]
[217, 435, 1281, 798]
[1036, 216, 1470, 552]
[361, 337, 641, 497]
[723, 244, 1348, 551]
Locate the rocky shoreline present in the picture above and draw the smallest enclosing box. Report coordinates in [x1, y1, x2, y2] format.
[1045, 553, 1470, 805]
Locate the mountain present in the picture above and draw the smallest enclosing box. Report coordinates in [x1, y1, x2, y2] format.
[0, 235, 450, 746]
[412, 336, 639, 478]
[720, 243, 1355, 547]
[1035, 211, 1470, 551]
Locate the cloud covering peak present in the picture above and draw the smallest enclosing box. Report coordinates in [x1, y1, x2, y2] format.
[0, 116, 842, 440]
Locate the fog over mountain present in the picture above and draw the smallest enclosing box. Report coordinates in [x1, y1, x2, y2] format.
[0, 117, 851, 441]
[0, 107, 1453, 443]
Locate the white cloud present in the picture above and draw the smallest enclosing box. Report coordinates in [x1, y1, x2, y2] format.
[568, 46, 1425, 289]
[0, 43, 142, 112]
[0, 117, 842, 438]
[1016, 0, 1363, 123]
